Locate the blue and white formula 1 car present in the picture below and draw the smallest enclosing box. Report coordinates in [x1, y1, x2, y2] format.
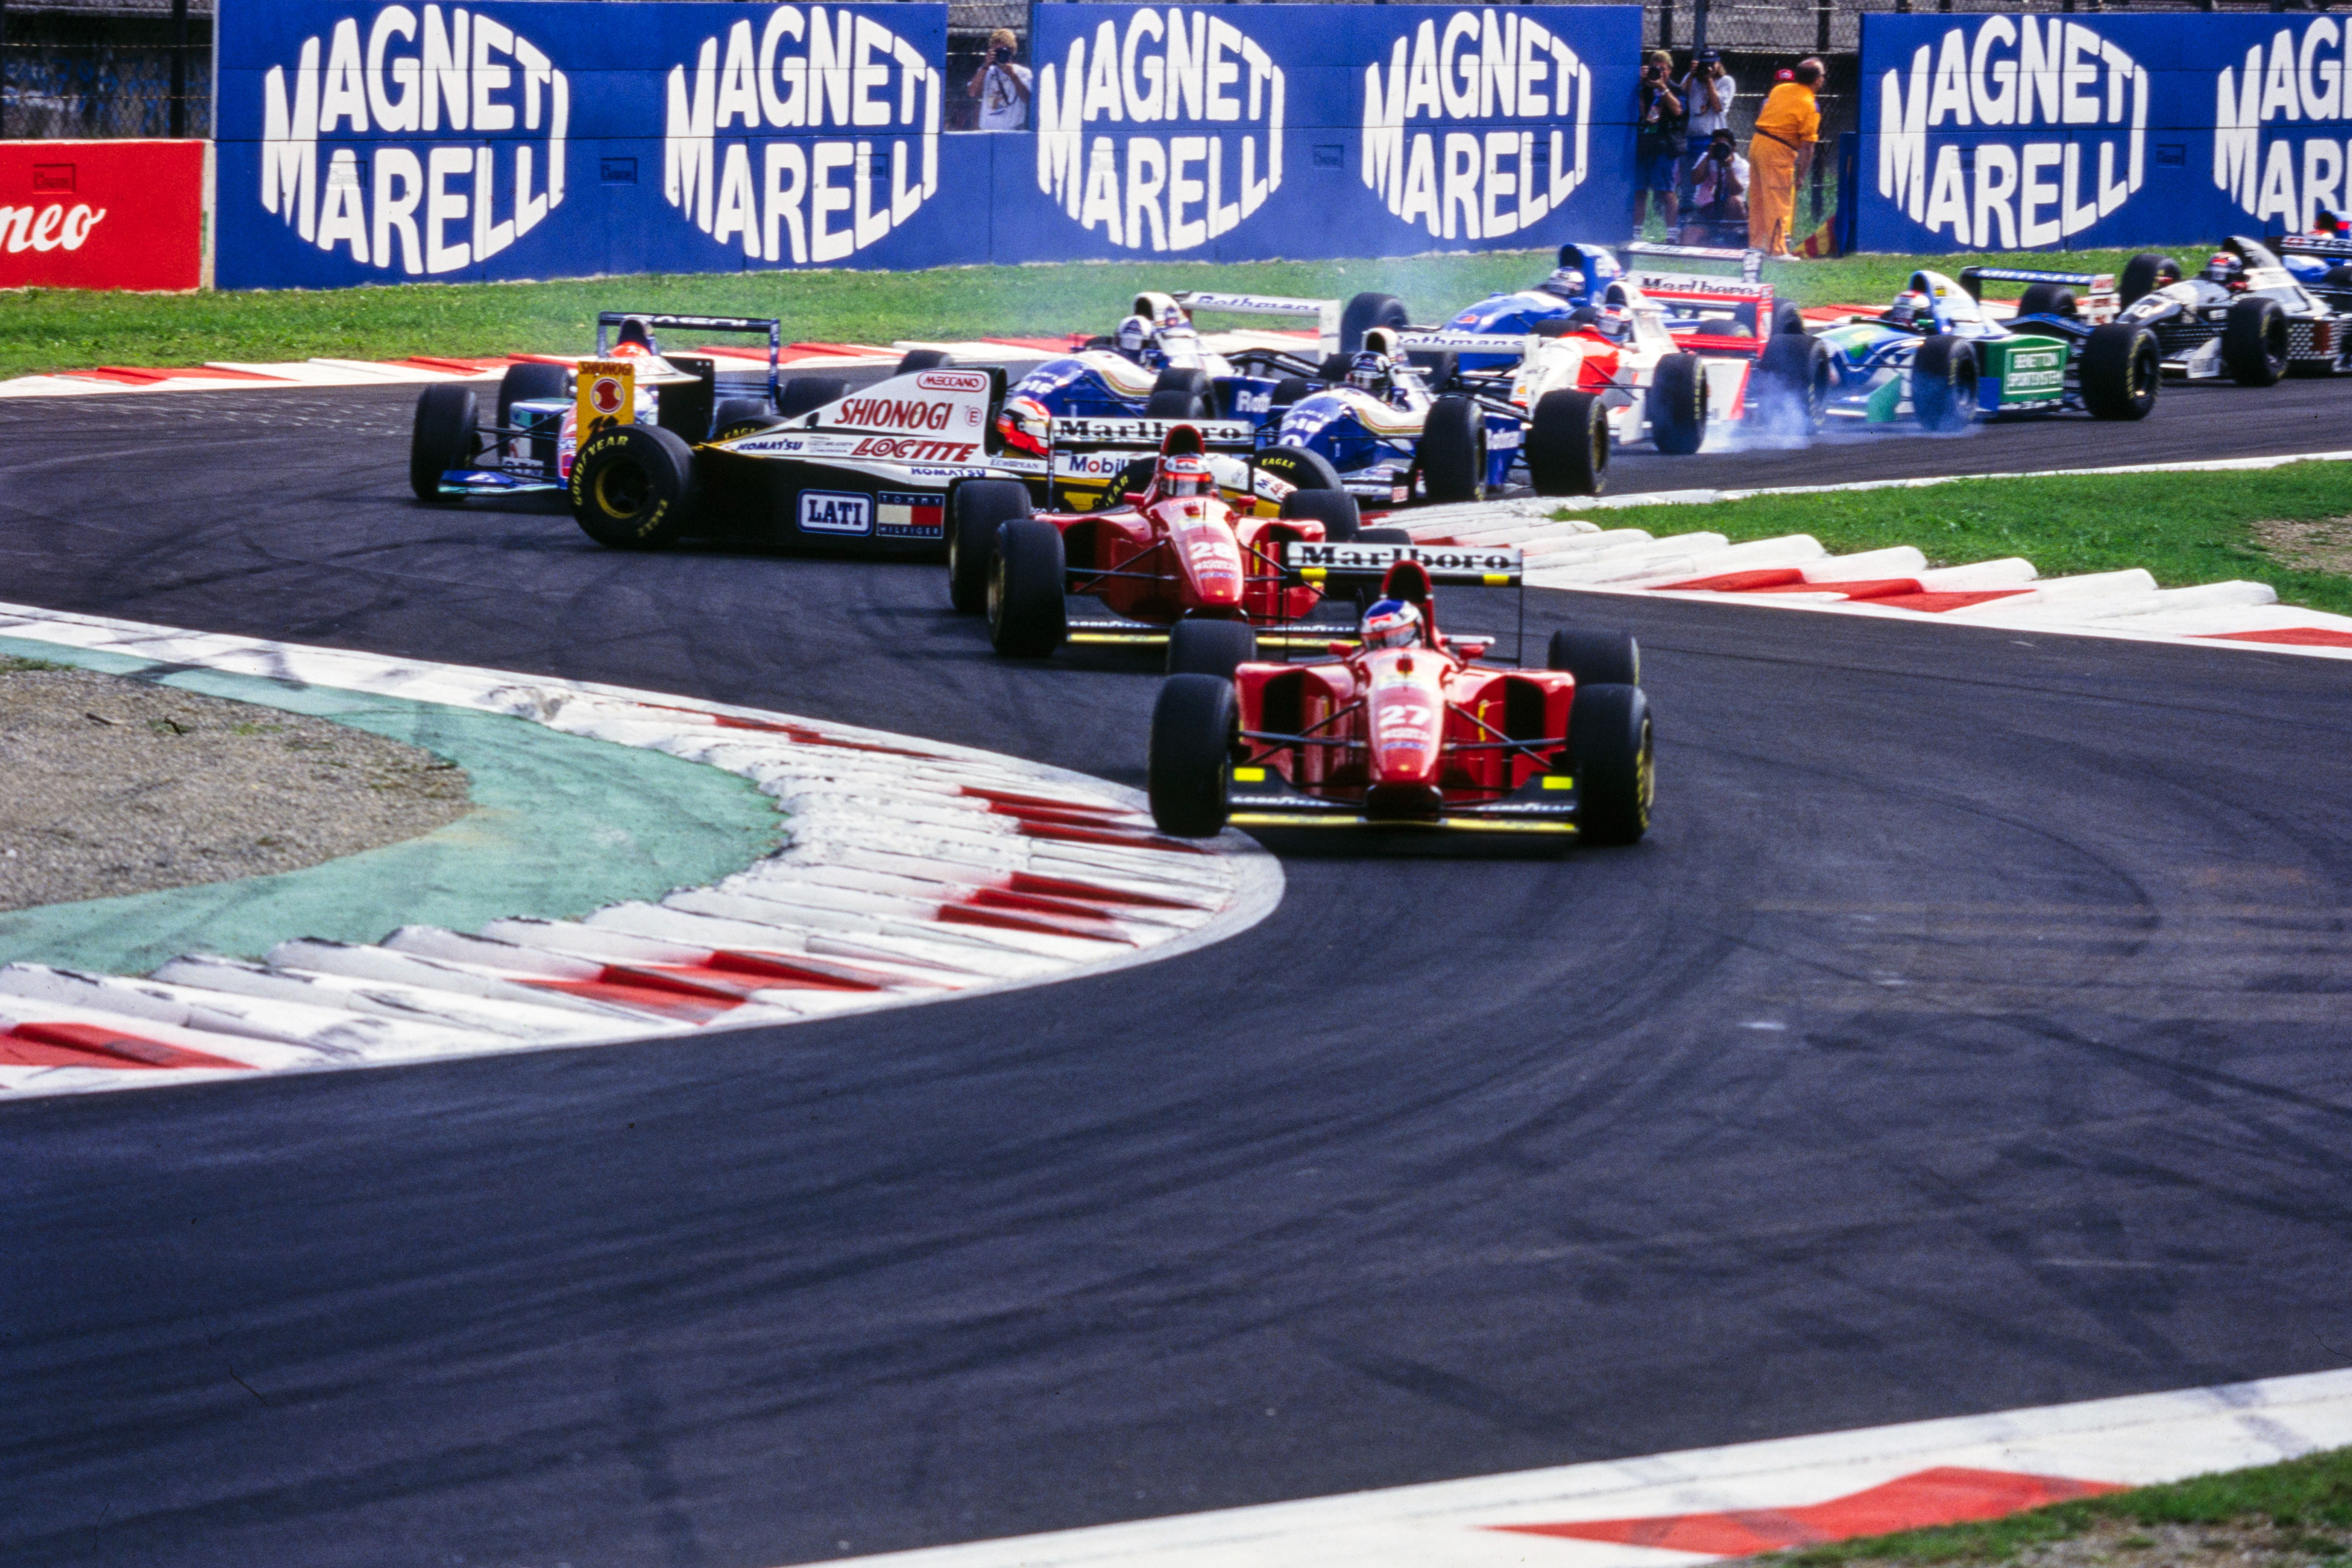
[2111, 237, 2352, 382]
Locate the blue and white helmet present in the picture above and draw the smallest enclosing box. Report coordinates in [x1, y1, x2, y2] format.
[1539, 266, 1588, 302]
[1360, 597, 1422, 650]
[1346, 351, 1394, 394]
[1114, 314, 1152, 357]
[1886, 289, 1936, 331]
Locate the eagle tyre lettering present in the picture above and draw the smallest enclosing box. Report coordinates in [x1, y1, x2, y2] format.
[798, 490, 873, 536]
[570, 424, 699, 549]
[1570, 683, 1651, 846]
[2079, 324, 2159, 421]
[411, 383, 480, 503]
[1148, 674, 1237, 838]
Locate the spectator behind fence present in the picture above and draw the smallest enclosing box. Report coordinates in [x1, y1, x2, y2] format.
[1633, 49, 1686, 235]
[1747, 57, 1823, 258]
[1679, 129, 1748, 246]
[1679, 49, 1735, 202]
[969, 29, 1033, 131]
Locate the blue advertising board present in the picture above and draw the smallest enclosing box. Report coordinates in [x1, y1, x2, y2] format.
[1856, 11, 2352, 253]
[214, 0, 1640, 288]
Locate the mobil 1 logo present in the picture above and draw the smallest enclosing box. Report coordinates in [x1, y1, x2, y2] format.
[798, 488, 872, 535]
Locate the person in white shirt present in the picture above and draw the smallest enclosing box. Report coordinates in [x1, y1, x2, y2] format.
[1678, 49, 1737, 205]
[1680, 129, 1750, 245]
[969, 29, 1033, 131]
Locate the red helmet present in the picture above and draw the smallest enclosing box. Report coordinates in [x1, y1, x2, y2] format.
[1157, 452, 1215, 499]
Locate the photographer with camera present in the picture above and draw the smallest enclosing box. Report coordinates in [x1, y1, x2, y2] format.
[967, 28, 1032, 131]
[1679, 129, 1748, 245]
[1632, 49, 1686, 235]
[1678, 49, 1736, 205]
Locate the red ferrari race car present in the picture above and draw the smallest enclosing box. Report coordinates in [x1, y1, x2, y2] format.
[946, 421, 1399, 663]
[1145, 543, 1654, 843]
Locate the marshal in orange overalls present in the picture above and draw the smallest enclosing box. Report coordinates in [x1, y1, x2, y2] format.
[1747, 80, 1820, 257]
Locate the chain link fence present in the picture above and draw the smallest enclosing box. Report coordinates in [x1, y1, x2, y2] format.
[1, 0, 211, 139]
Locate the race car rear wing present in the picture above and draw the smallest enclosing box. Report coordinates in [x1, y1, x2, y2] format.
[1285, 540, 1523, 586]
[1623, 241, 1766, 282]
[1169, 291, 1342, 355]
[596, 312, 784, 398]
[1956, 267, 2118, 322]
[1048, 416, 1257, 452]
[2270, 231, 2352, 261]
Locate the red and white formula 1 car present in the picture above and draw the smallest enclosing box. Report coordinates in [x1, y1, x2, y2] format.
[947, 421, 1391, 662]
[1146, 543, 1654, 843]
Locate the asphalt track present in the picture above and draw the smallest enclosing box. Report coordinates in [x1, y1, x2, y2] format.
[3, 380, 2352, 1568]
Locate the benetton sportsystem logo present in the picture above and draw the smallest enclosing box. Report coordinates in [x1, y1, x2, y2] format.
[2215, 20, 2352, 227]
[1361, 8, 1594, 240]
[1034, 8, 1285, 252]
[1877, 16, 2147, 246]
[259, 4, 571, 274]
[663, 5, 943, 264]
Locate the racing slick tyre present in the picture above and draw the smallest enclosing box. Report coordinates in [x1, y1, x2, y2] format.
[1340, 292, 1411, 354]
[569, 422, 701, 549]
[1570, 683, 1652, 847]
[987, 518, 1069, 657]
[2119, 252, 2183, 306]
[1772, 301, 1809, 337]
[1406, 349, 1459, 393]
[1533, 318, 1577, 338]
[1146, 368, 1215, 419]
[1316, 353, 1355, 384]
[948, 479, 1032, 614]
[2325, 265, 2352, 289]
[1270, 376, 1312, 410]
[1526, 389, 1608, 497]
[1547, 628, 1641, 687]
[776, 376, 847, 419]
[495, 361, 568, 427]
[710, 396, 773, 439]
[1148, 674, 1237, 837]
[1166, 617, 1260, 679]
[1644, 353, 1708, 456]
[893, 348, 954, 376]
[1416, 396, 1486, 504]
[1256, 444, 1344, 496]
[2080, 323, 2161, 420]
[1753, 331, 1833, 434]
[410, 384, 480, 502]
[1910, 334, 1979, 433]
[2222, 296, 2289, 386]
[2014, 283, 2078, 321]
[1278, 486, 1361, 543]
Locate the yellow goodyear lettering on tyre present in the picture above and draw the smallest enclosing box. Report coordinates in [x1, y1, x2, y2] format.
[577, 359, 635, 436]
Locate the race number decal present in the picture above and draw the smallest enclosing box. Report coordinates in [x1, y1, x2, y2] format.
[576, 360, 634, 432]
[798, 490, 873, 536]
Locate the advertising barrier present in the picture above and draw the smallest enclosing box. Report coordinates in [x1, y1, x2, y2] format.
[1857, 11, 2352, 254]
[0, 140, 205, 290]
[213, 0, 1638, 289]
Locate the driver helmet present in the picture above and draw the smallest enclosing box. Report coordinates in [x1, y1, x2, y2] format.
[2203, 251, 2247, 289]
[1346, 350, 1394, 395]
[1885, 289, 1935, 331]
[1590, 302, 1635, 342]
[1360, 597, 1423, 651]
[612, 317, 658, 356]
[1114, 314, 1151, 358]
[1538, 265, 1587, 302]
[1156, 451, 1215, 499]
[1157, 302, 1189, 331]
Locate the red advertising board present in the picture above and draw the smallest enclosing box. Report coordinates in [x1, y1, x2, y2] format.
[0, 140, 204, 291]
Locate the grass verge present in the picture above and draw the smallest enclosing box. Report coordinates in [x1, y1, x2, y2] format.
[0, 245, 2152, 382]
[1583, 462, 2352, 617]
[1753, 1445, 2352, 1568]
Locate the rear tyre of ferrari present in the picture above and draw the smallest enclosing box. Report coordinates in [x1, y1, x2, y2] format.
[1145, 368, 1214, 419]
[1278, 486, 1361, 542]
[1166, 618, 1259, 680]
[2080, 324, 2160, 420]
[2222, 296, 2288, 386]
[1526, 389, 1608, 496]
[1910, 334, 1978, 432]
[893, 349, 954, 376]
[1753, 332, 1832, 434]
[1644, 353, 1707, 455]
[1340, 292, 1410, 354]
[948, 479, 1031, 614]
[410, 384, 479, 502]
[569, 423, 700, 549]
[2119, 252, 2182, 306]
[1149, 675, 1237, 837]
[1570, 683, 1653, 847]
[776, 376, 846, 419]
[1416, 396, 1486, 504]
[988, 518, 1068, 657]
[1547, 629, 1641, 687]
